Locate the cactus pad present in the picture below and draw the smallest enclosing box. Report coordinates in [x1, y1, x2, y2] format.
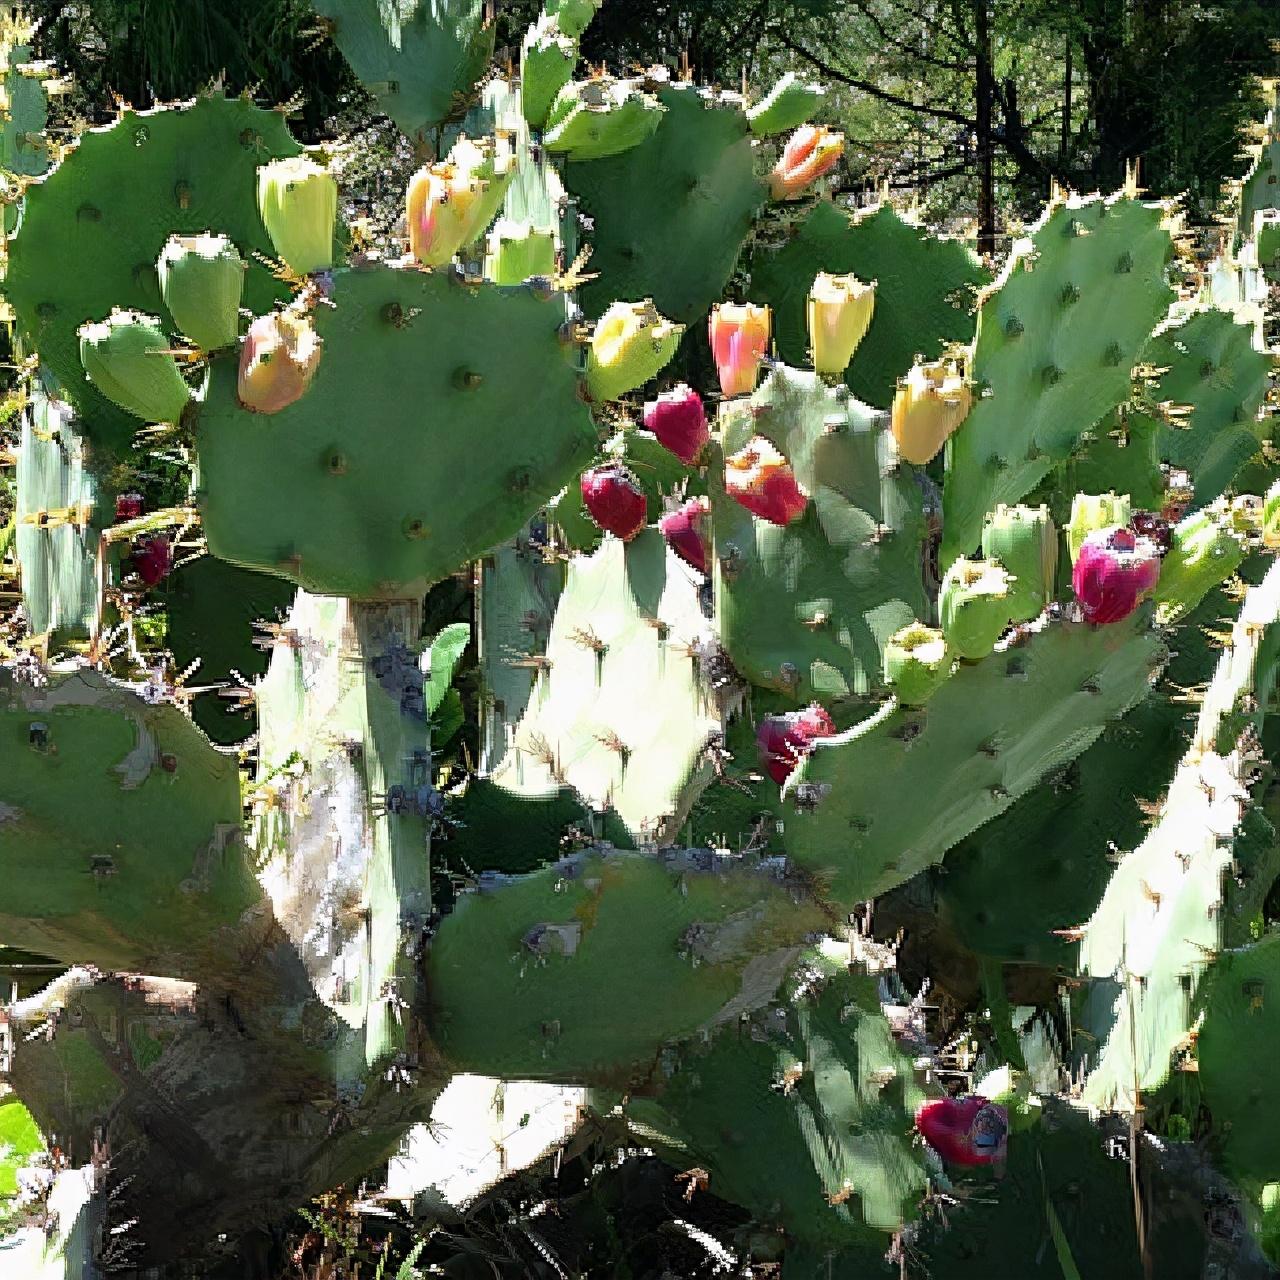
[195, 265, 597, 599]
[748, 202, 987, 408]
[941, 192, 1174, 566]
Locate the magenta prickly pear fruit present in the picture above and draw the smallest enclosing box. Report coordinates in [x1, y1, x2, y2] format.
[642, 384, 708, 464]
[725, 436, 808, 527]
[1072, 525, 1161, 624]
[580, 462, 647, 540]
[915, 1097, 1008, 1166]
[658, 496, 710, 575]
[114, 493, 144, 522]
[756, 704, 835, 785]
[131, 534, 172, 586]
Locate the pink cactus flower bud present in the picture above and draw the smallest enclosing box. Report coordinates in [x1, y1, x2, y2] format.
[915, 1097, 1008, 1166]
[131, 534, 172, 586]
[725, 436, 808, 526]
[642, 384, 708, 464]
[757, 704, 835, 785]
[580, 462, 648, 540]
[659, 496, 710, 574]
[768, 125, 845, 200]
[115, 493, 144, 522]
[1072, 525, 1161, 624]
[709, 302, 771, 398]
[237, 307, 323, 414]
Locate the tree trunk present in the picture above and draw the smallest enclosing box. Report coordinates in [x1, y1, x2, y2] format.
[974, 0, 996, 258]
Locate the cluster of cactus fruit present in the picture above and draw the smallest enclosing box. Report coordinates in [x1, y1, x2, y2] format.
[2, 3, 1280, 1273]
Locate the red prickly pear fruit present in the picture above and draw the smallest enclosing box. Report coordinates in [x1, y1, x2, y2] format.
[115, 492, 144, 522]
[131, 534, 172, 586]
[580, 462, 648, 540]
[642, 384, 709, 464]
[659, 496, 710, 574]
[1129, 510, 1173, 557]
[725, 436, 808, 526]
[915, 1097, 1008, 1166]
[1072, 525, 1160, 624]
[756, 703, 835, 785]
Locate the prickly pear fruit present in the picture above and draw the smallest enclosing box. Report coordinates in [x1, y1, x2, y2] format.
[757, 704, 835, 785]
[543, 77, 665, 161]
[580, 462, 647, 540]
[521, 15, 577, 131]
[484, 219, 557, 285]
[1152, 508, 1244, 622]
[659, 496, 710, 574]
[1072, 526, 1160, 624]
[585, 300, 683, 403]
[939, 557, 1015, 661]
[883, 623, 953, 705]
[710, 302, 771, 398]
[980, 504, 1057, 624]
[156, 233, 244, 352]
[642, 384, 708, 464]
[768, 125, 844, 200]
[890, 358, 971, 465]
[725, 436, 808, 527]
[408, 134, 517, 267]
[747, 71, 825, 137]
[256, 155, 337, 276]
[1130, 510, 1173, 556]
[807, 272, 875, 376]
[1066, 491, 1131, 563]
[545, 0, 602, 39]
[78, 309, 191, 424]
[915, 1097, 1008, 1167]
[1263, 478, 1280, 550]
[237, 306, 323, 415]
[114, 493, 144, 522]
[130, 534, 172, 586]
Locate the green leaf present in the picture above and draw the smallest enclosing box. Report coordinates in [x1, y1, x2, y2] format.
[423, 622, 471, 717]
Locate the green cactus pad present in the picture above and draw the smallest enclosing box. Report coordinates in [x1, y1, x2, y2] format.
[628, 962, 927, 1247]
[488, 528, 721, 842]
[253, 591, 433, 1068]
[159, 555, 294, 744]
[748, 201, 987, 408]
[746, 71, 825, 137]
[195, 264, 597, 599]
[15, 384, 99, 639]
[783, 612, 1162, 907]
[1147, 307, 1271, 506]
[0, 667, 257, 974]
[941, 192, 1174, 567]
[1079, 558, 1280, 1111]
[713, 366, 927, 702]
[311, 0, 493, 138]
[426, 850, 824, 1079]
[564, 84, 764, 324]
[6, 94, 301, 454]
[0, 39, 50, 181]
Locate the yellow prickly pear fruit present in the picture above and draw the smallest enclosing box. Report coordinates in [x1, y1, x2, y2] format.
[585, 299, 683, 403]
[256, 155, 337, 276]
[709, 302, 771, 398]
[768, 125, 844, 200]
[407, 134, 517, 268]
[237, 305, 323, 415]
[890, 358, 971, 464]
[806, 272, 875, 375]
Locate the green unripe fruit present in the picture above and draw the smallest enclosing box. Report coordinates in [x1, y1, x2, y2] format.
[980, 503, 1057, 623]
[544, 0, 602, 38]
[156, 233, 244, 351]
[747, 72, 826, 137]
[939, 557, 1015, 661]
[521, 15, 577, 130]
[585, 300, 683, 403]
[484, 219, 557, 285]
[1067, 491, 1130, 563]
[1153, 509, 1244, 623]
[543, 78, 665, 161]
[883, 622, 953, 705]
[256, 155, 337, 276]
[78, 309, 191, 424]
